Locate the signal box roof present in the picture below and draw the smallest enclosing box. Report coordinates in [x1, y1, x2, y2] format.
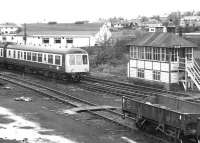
[128, 32, 198, 48]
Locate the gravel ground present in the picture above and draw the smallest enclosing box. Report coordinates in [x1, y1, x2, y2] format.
[0, 75, 151, 143]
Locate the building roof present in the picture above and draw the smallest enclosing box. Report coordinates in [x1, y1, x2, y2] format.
[0, 23, 19, 28]
[18, 23, 104, 36]
[18, 31, 97, 37]
[128, 32, 198, 48]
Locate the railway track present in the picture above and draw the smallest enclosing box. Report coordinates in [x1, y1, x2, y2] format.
[82, 75, 200, 102]
[0, 71, 170, 143]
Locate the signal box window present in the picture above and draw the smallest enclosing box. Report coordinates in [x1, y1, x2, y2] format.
[69, 55, 75, 65]
[42, 38, 49, 44]
[38, 53, 42, 62]
[48, 54, 53, 64]
[153, 70, 160, 81]
[137, 69, 144, 78]
[54, 38, 61, 44]
[27, 52, 31, 61]
[83, 55, 88, 65]
[55, 55, 61, 65]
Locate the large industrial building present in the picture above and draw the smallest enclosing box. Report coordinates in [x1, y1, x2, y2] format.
[0, 22, 111, 48]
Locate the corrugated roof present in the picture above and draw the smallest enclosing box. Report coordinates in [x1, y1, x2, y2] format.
[18, 31, 97, 36]
[18, 23, 104, 36]
[128, 32, 198, 48]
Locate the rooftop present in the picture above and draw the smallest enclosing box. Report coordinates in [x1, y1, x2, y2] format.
[18, 23, 104, 36]
[128, 32, 198, 48]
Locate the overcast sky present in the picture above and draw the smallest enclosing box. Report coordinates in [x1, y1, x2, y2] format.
[1, 0, 200, 23]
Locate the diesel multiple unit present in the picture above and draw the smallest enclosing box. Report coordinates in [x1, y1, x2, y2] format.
[0, 43, 89, 81]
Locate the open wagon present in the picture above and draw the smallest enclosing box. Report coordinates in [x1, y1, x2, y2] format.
[122, 95, 200, 143]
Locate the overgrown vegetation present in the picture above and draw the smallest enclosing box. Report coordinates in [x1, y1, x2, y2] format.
[84, 37, 130, 76]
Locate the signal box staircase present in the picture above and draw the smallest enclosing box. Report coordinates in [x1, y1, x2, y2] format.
[180, 58, 200, 91]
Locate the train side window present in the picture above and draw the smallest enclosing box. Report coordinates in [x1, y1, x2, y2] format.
[38, 53, 42, 62]
[48, 54, 53, 64]
[17, 51, 20, 59]
[32, 53, 37, 62]
[8, 50, 11, 57]
[76, 55, 82, 65]
[0, 49, 2, 57]
[55, 55, 61, 65]
[13, 50, 16, 59]
[24, 52, 27, 60]
[43, 53, 47, 63]
[27, 52, 31, 61]
[83, 55, 88, 65]
[21, 51, 23, 59]
[69, 55, 75, 65]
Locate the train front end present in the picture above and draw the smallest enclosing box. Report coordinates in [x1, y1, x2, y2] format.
[65, 48, 89, 81]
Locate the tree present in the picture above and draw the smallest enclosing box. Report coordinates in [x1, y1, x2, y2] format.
[151, 15, 161, 22]
[141, 16, 148, 22]
[183, 11, 193, 16]
[168, 11, 181, 26]
[196, 11, 200, 16]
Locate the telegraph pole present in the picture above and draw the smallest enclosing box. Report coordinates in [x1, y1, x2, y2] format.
[24, 23, 27, 45]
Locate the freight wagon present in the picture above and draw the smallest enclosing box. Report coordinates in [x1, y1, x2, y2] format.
[122, 95, 200, 143]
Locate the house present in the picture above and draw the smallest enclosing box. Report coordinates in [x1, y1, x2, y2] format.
[180, 16, 200, 27]
[0, 22, 111, 48]
[0, 23, 20, 35]
[127, 31, 199, 91]
[148, 23, 167, 32]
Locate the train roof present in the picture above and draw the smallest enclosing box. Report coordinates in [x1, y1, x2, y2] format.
[6, 44, 88, 54]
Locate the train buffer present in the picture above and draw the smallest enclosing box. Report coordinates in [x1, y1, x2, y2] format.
[62, 105, 119, 115]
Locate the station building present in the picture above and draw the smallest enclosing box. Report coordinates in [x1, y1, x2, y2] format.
[127, 32, 199, 90]
[0, 23, 111, 48]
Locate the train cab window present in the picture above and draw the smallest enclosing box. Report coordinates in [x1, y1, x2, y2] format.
[27, 52, 31, 61]
[76, 55, 82, 65]
[32, 53, 37, 62]
[38, 53, 42, 62]
[69, 55, 75, 65]
[55, 55, 61, 65]
[48, 54, 53, 64]
[83, 55, 88, 65]
[24, 52, 27, 60]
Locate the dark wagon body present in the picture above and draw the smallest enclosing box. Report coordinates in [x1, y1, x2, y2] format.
[122, 95, 200, 142]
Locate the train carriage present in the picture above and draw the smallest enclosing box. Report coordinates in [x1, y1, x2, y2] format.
[0, 43, 89, 81]
[122, 95, 200, 143]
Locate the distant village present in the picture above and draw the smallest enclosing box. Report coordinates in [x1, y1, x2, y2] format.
[0, 11, 200, 49]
